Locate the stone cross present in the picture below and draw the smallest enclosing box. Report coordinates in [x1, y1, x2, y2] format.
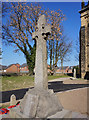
[32, 15, 51, 90]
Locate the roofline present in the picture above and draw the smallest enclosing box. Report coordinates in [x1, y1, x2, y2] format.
[6, 64, 20, 69]
[20, 63, 28, 68]
[20, 65, 28, 68]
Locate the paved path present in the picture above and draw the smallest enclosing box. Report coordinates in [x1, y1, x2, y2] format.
[49, 77, 89, 84]
[1, 77, 89, 103]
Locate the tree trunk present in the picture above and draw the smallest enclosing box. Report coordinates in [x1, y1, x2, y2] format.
[61, 59, 63, 73]
[53, 40, 54, 71]
[25, 45, 36, 75]
[50, 48, 52, 70]
[55, 41, 58, 66]
[49, 40, 52, 70]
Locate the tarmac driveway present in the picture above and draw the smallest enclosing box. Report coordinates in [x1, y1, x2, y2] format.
[1, 77, 89, 103]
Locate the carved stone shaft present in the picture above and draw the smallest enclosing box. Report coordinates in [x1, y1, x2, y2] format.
[32, 15, 51, 90]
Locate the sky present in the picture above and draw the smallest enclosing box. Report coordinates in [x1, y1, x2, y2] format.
[1, 2, 84, 67]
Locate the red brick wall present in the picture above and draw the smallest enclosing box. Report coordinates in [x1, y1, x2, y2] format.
[56, 67, 72, 73]
[6, 65, 20, 73]
[16, 64, 20, 68]
[20, 66, 29, 73]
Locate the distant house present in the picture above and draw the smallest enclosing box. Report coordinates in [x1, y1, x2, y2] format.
[62, 66, 69, 73]
[0, 65, 7, 73]
[20, 63, 29, 73]
[56, 66, 73, 74]
[33, 64, 53, 75]
[5, 63, 20, 73]
[2, 65, 7, 73]
[67, 66, 73, 73]
[56, 68, 61, 73]
[1, 63, 29, 74]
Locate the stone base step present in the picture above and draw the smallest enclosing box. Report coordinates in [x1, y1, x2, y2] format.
[71, 111, 88, 118]
[48, 109, 72, 118]
[2, 110, 89, 119]
[48, 109, 88, 118]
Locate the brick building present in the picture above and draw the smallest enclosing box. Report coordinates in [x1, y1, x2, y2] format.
[5, 63, 20, 73]
[20, 63, 29, 73]
[79, 1, 89, 79]
[0, 65, 7, 73]
[56, 66, 73, 74]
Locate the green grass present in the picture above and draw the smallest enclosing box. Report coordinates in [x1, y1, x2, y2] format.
[2, 76, 34, 91]
[2, 74, 69, 91]
[48, 74, 69, 80]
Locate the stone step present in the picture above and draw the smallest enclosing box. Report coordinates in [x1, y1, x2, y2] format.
[48, 109, 72, 118]
[48, 109, 89, 118]
[1, 113, 10, 119]
[71, 111, 88, 118]
[2, 110, 89, 119]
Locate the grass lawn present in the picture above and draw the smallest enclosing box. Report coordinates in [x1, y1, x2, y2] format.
[48, 74, 69, 80]
[2, 74, 69, 91]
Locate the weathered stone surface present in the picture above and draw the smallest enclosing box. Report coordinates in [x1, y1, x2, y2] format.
[32, 14, 51, 90]
[48, 109, 88, 118]
[9, 107, 23, 118]
[19, 92, 39, 118]
[10, 94, 17, 106]
[79, 2, 89, 79]
[71, 111, 88, 118]
[10, 88, 63, 118]
[48, 109, 72, 118]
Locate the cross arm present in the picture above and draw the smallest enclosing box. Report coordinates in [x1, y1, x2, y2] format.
[44, 25, 51, 36]
[32, 32, 38, 40]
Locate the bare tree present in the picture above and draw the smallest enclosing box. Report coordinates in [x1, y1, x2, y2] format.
[58, 36, 72, 72]
[47, 10, 65, 70]
[2, 2, 65, 74]
[0, 48, 2, 59]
